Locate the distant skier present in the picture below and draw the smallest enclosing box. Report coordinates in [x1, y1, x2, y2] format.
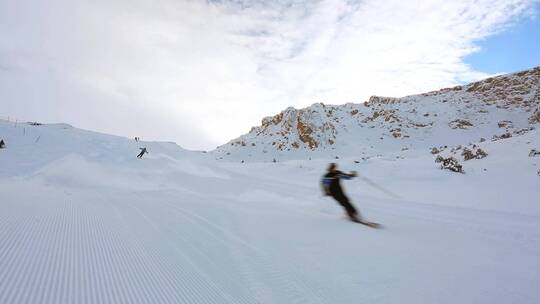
[321, 163, 379, 227]
[137, 147, 148, 158]
[0, 139, 5, 149]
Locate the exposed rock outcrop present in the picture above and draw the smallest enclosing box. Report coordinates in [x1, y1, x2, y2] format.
[213, 66, 540, 159]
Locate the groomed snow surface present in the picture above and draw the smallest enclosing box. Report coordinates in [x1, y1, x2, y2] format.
[1, 119, 539, 304]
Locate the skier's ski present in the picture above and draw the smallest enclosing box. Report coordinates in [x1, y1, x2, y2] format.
[350, 219, 381, 228]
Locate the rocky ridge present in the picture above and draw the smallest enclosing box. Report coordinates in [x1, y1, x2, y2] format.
[213, 66, 540, 161]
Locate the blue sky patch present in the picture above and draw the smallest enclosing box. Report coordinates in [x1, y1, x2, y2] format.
[465, 5, 540, 74]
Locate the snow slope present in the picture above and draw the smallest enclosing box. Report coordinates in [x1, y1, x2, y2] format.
[0, 117, 539, 304]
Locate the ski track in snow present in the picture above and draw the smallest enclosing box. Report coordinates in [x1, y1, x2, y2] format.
[126, 194, 330, 304]
[361, 198, 540, 250]
[1, 188, 539, 304]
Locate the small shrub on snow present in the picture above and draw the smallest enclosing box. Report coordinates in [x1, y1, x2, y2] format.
[529, 109, 540, 124]
[529, 149, 540, 157]
[435, 156, 464, 173]
[462, 148, 475, 161]
[514, 127, 534, 136]
[449, 119, 473, 129]
[462, 147, 488, 161]
[475, 148, 488, 159]
[497, 120, 513, 128]
[492, 133, 512, 141]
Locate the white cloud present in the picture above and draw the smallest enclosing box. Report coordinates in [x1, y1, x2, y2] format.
[0, 0, 537, 149]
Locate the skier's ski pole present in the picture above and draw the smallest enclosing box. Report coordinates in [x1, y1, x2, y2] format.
[356, 173, 401, 199]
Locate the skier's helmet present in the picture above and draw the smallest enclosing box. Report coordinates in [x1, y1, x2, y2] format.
[327, 163, 337, 172]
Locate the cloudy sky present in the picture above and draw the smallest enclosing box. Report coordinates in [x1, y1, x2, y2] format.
[1, 0, 539, 150]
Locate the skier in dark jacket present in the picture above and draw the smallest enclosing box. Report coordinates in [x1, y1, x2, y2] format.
[0, 139, 5, 149]
[137, 147, 148, 158]
[322, 163, 360, 222]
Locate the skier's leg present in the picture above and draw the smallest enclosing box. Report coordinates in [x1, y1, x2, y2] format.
[334, 195, 359, 221]
[343, 200, 359, 220]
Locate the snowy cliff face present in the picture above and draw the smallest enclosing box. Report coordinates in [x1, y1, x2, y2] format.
[213, 66, 540, 161]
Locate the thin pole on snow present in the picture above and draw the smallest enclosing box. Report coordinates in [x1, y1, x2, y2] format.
[356, 173, 402, 199]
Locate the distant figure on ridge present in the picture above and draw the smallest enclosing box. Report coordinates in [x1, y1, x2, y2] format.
[137, 147, 148, 158]
[321, 163, 379, 228]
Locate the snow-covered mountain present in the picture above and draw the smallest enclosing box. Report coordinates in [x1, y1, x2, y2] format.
[213, 66, 539, 161]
